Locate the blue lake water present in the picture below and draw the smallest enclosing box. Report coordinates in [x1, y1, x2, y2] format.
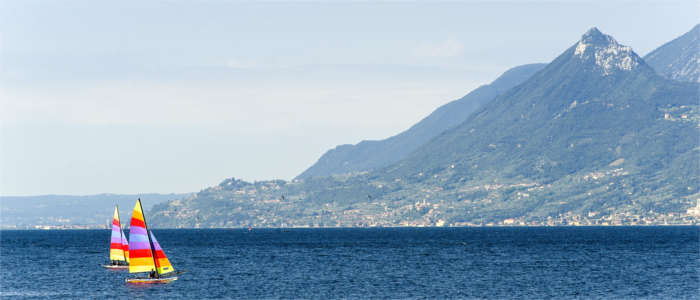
[1, 227, 698, 299]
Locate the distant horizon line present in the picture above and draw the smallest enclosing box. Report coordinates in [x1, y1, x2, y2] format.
[3, 224, 698, 231]
[0, 192, 192, 198]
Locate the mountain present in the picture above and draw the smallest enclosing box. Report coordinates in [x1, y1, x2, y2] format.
[297, 63, 546, 179]
[644, 24, 700, 82]
[0, 193, 188, 228]
[378, 27, 698, 219]
[149, 28, 699, 228]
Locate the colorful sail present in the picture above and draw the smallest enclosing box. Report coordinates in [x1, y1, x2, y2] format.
[109, 206, 127, 262]
[128, 199, 156, 273]
[121, 229, 130, 263]
[125, 198, 178, 283]
[150, 231, 175, 274]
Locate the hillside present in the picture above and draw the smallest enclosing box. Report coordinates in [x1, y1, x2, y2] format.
[297, 63, 546, 179]
[379, 27, 699, 221]
[644, 24, 700, 82]
[0, 193, 188, 228]
[149, 28, 699, 228]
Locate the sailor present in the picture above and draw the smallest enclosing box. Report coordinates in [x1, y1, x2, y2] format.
[149, 270, 157, 278]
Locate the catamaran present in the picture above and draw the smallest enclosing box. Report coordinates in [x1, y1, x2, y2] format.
[126, 198, 178, 284]
[103, 205, 129, 269]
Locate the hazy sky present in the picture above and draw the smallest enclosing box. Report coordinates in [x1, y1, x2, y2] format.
[1, 0, 697, 195]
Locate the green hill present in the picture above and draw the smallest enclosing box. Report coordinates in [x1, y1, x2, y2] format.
[0, 193, 187, 228]
[378, 27, 698, 221]
[149, 28, 699, 228]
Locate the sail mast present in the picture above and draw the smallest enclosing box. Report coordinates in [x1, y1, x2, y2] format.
[116, 205, 122, 247]
[117, 205, 124, 263]
[138, 198, 160, 278]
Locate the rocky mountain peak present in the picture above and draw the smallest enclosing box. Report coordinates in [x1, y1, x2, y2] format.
[573, 27, 642, 75]
[580, 27, 608, 44]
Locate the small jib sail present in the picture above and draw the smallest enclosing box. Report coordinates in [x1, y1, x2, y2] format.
[103, 205, 129, 269]
[126, 198, 178, 284]
[121, 229, 129, 264]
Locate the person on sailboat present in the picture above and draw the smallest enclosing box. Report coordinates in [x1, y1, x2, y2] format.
[126, 199, 178, 283]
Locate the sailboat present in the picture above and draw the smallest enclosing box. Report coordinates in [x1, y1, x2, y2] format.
[102, 205, 130, 269]
[126, 198, 178, 284]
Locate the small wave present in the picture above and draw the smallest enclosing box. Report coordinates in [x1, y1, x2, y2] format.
[0, 290, 67, 297]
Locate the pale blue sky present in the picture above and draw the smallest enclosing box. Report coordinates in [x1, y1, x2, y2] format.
[1, 0, 697, 195]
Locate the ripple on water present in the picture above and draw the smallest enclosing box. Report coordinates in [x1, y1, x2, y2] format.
[0, 227, 698, 300]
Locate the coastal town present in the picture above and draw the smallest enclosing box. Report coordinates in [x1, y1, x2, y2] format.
[8, 198, 699, 230]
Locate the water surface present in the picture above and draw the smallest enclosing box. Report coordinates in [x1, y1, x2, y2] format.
[1, 227, 698, 299]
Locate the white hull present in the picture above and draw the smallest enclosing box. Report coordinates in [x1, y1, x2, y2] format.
[125, 276, 178, 284]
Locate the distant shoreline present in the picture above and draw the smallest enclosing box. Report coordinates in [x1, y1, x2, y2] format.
[3, 224, 698, 230]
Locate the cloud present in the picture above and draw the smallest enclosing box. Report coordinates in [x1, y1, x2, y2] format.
[414, 37, 465, 58]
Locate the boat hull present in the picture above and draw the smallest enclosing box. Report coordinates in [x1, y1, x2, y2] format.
[102, 264, 129, 270]
[125, 276, 178, 284]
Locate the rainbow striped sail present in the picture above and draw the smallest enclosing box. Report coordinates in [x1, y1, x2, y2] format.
[150, 231, 174, 274]
[109, 206, 128, 263]
[128, 199, 156, 273]
[127, 198, 176, 280]
[121, 229, 130, 263]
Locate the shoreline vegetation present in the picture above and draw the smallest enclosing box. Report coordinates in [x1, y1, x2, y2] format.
[6, 221, 699, 230]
